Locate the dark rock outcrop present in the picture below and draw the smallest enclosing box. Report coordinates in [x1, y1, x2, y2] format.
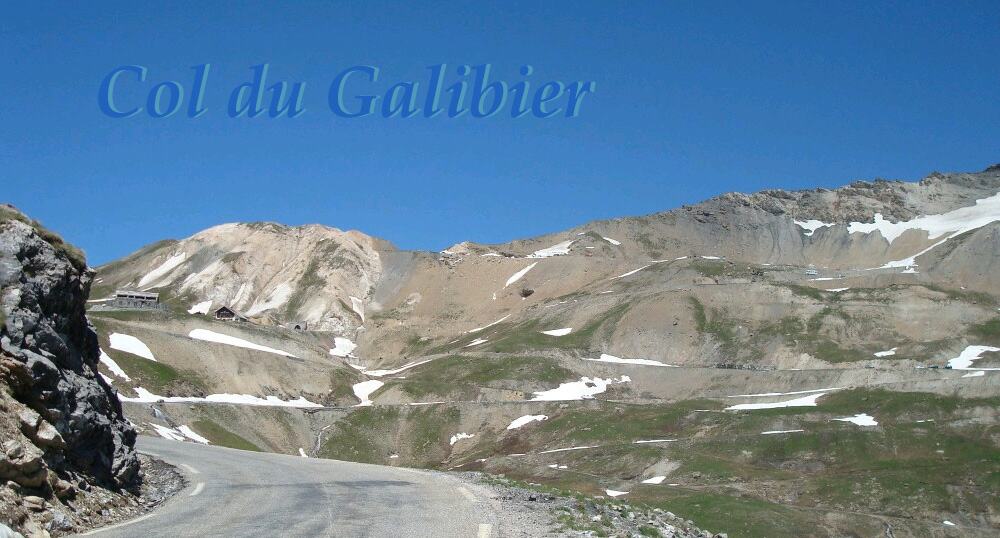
[1, 208, 139, 491]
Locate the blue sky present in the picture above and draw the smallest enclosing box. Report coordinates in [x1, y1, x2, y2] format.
[3, 1, 998, 265]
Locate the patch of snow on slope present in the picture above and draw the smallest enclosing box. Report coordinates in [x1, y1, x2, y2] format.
[465, 338, 488, 347]
[947, 345, 1000, 370]
[761, 429, 805, 435]
[847, 192, 1000, 267]
[539, 445, 597, 454]
[633, 439, 676, 444]
[531, 376, 630, 401]
[605, 490, 628, 498]
[833, 413, 878, 426]
[150, 424, 185, 441]
[794, 219, 835, 237]
[138, 252, 187, 288]
[541, 327, 572, 336]
[188, 300, 212, 315]
[329, 337, 357, 358]
[962, 370, 985, 378]
[726, 393, 826, 410]
[610, 265, 651, 280]
[828, 288, 850, 292]
[99, 350, 131, 381]
[874, 348, 897, 357]
[450, 433, 475, 445]
[352, 380, 384, 406]
[177, 425, 210, 444]
[362, 359, 436, 377]
[527, 240, 574, 258]
[245, 282, 294, 316]
[299, 448, 309, 458]
[109, 333, 156, 361]
[505, 263, 537, 288]
[642, 476, 666, 485]
[188, 329, 297, 358]
[506, 415, 548, 430]
[467, 314, 511, 333]
[584, 354, 675, 367]
[602, 236, 621, 245]
[122, 387, 322, 408]
[349, 296, 365, 322]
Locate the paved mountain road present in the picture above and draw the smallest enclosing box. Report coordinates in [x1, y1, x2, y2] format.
[80, 437, 513, 537]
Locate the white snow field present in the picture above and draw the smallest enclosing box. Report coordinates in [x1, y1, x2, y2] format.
[833, 413, 878, 426]
[188, 300, 213, 315]
[527, 240, 574, 258]
[352, 380, 385, 406]
[99, 350, 131, 381]
[329, 337, 358, 358]
[506, 415, 548, 430]
[540, 327, 573, 336]
[109, 333, 157, 361]
[725, 392, 826, 410]
[121, 387, 322, 408]
[531, 376, 630, 401]
[584, 354, 675, 367]
[504, 263, 537, 288]
[188, 329, 297, 358]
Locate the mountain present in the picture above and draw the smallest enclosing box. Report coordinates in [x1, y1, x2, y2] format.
[84, 164, 1000, 537]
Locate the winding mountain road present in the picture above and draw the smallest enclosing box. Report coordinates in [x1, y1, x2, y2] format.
[81, 437, 511, 537]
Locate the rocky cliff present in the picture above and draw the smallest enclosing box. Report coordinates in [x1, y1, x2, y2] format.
[1, 205, 139, 536]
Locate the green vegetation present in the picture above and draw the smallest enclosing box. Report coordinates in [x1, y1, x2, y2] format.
[688, 297, 740, 356]
[319, 406, 401, 464]
[969, 317, 1000, 346]
[486, 304, 631, 353]
[689, 259, 727, 278]
[537, 400, 722, 446]
[652, 492, 816, 538]
[190, 419, 261, 452]
[923, 283, 998, 307]
[106, 350, 181, 391]
[390, 355, 573, 399]
[404, 406, 460, 462]
[1, 205, 87, 271]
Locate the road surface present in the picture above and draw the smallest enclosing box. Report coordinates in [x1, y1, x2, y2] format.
[80, 437, 509, 537]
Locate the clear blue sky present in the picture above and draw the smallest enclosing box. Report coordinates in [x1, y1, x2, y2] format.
[3, 1, 998, 265]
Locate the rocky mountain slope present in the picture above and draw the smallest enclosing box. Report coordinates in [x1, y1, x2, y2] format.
[1, 206, 143, 536]
[85, 163, 1000, 537]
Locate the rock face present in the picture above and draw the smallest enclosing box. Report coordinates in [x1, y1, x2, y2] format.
[1, 207, 139, 533]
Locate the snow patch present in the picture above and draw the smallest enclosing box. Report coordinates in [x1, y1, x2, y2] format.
[109, 333, 156, 361]
[761, 429, 804, 435]
[541, 327, 572, 336]
[610, 265, 651, 280]
[527, 240, 574, 258]
[633, 439, 676, 444]
[833, 413, 878, 426]
[602, 236, 621, 246]
[329, 337, 358, 358]
[641, 476, 666, 485]
[505, 263, 538, 288]
[150, 424, 185, 442]
[530, 376, 630, 401]
[726, 393, 825, 410]
[962, 370, 985, 378]
[99, 350, 131, 381]
[123, 388, 321, 408]
[188, 300, 213, 315]
[539, 445, 597, 454]
[506, 415, 548, 430]
[584, 354, 676, 367]
[449, 433, 475, 445]
[465, 338, 488, 347]
[352, 380, 384, 406]
[727, 387, 840, 398]
[947, 345, 1000, 370]
[361, 358, 436, 377]
[188, 329, 297, 358]
[467, 315, 511, 333]
[874, 348, 897, 358]
[138, 252, 186, 288]
[299, 448, 309, 458]
[605, 490, 628, 498]
[794, 219, 835, 237]
[177, 425, 210, 444]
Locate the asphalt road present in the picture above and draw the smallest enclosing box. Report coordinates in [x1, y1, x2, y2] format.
[80, 437, 505, 537]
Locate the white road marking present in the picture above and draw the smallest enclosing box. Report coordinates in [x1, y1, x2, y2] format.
[457, 486, 477, 502]
[80, 513, 156, 535]
[189, 482, 205, 496]
[478, 523, 493, 537]
[180, 463, 200, 475]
